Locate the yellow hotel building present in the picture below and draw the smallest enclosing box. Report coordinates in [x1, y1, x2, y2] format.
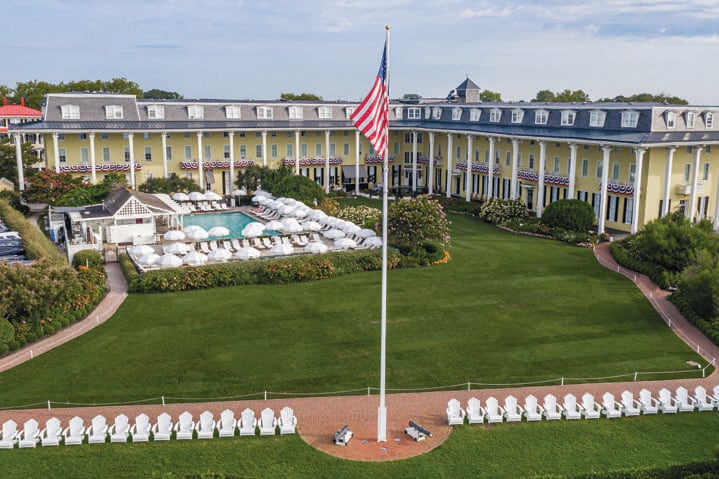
[9, 79, 719, 234]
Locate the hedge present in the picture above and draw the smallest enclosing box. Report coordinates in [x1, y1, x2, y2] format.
[670, 289, 719, 347]
[0, 198, 64, 263]
[610, 241, 674, 289]
[563, 460, 719, 479]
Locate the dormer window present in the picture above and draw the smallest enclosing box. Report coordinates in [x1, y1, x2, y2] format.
[489, 109, 501, 123]
[686, 111, 696, 129]
[61, 104, 80, 120]
[225, 105, 242, 119]
[561, 110, 576, 126]
[665, 111, 676, 129]
[452, 108, 462, 121]
[470, 109, 481, 121]
[706, 112, 714, 129]
[407, 107, 421, 119]
[621, 110, 639, 128]
[289, 106, 303, 120]
[511, 109, 524, 124]
[188, 105, 204, 119]
[534, 110, 549, 125]
[394, 107, 403, 119]
[589, 110, 606, 127]
[432, 107, 442, 120]
[147, 105, 164, 119]
[105, 105, 124, 119]
[257, 106, 273, 119]
[318, 106, 332, 119]
[345, 107, 355, 119]
[424, 107, 431, 119]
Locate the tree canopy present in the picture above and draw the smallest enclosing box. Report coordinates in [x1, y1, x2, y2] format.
[2, 78, 144, 109]
[143, 88, 183, 100]
[280, 92, 322, 101]
[597, 93, 688, 104]
[480, 89, 502, 102]
[0, 139, 35, 186]
[532, 89, 590, 103]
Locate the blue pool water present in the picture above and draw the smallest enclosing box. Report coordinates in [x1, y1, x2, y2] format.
[182, 212, 279, 239]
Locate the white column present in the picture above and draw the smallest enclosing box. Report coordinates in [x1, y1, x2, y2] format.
[487, 137, 496, 199]
[662, 147, 676, 217]
[631, 147, 645, 234]
[295, 130, 301, 175]
[196, 132, 204, 190]
[161, 132, 168, 178]
[261, 130, 268, 167]
[411, 130, 418, 193]
[428, 132, 435, 195]
[355, 130, 361, 195]
[324, 130, 331, 194]
[228, 131, 235, 193]
[89, 133, 97, 185]
[568, 143, 578, 199]
[598, 146, 611, 233]
[688, 146, 703, 221]
[510, 138, 519, 199]
[128, 133, 136, 189]
[537, 141, 547, 218]
[52, 133, 60, 173]
[446, 133, 453, 198]
[14, 134, 24, 191]
[465, 134, 473, 202]
[713, 173, 719, 230]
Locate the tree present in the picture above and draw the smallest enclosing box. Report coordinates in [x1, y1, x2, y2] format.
[532, 89, 589, 103]
[271, 175, 324, 205]
[22, 170, 86, 204]
[143, 88, 183, 100]
[541, 199, 595, 232]
[388, 195, 451, 250]
[480, 89, 502, 102]
[679, 249, 719, 320]
[11, 80, 63, 109]
[280, 92, 322, 101]
[235, 164, 266, 193]
[532, 90, 555, 102]
[402, 93, 422, 100]
[0, 139, 35, 186]
[597, 93, 688, 104]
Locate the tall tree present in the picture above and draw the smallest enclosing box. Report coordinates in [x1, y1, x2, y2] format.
[280, 92, 323, 101]
[480, 89, 502, 102]
[532, 89, 589, 102]
[0, 139, 35, 186]
[12, 80, 63, 109]
[143, 89, 183, 99]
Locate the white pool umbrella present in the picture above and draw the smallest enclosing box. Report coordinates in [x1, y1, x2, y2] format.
[208, 248, 232, 262]
[163, 230, 186, 241]
[172, 192, 189, 202]
[232, 188, 247, 197]
[309, 209, 328, 221]
[356, 228, 377, 238]
[281, 222, 303, 234]
[163, 242, 190, 255]
[130, 244, 155, 257]
[304, 242, 328, 254]
[189, 191, 205, 202]
[137, 253, 160, 266]
[204, 191, 222, 201]
[281, 217, 301, 229]
[208, 226, 230, 237]
[326, 217, 342, 227]
[185, 228, 209, 241]
[323, 228, 346, 240]
[241, 222, 265, 238]
[334, 238, 357, 250]
[182, 251, 208, 266]
[254, 189, 271, 197]
[158, 254, 183, 269]
[303, 221, 322, 232]
[235, 246, 261, 260]
[292, 207, 309, 218]
[264, 220, 284, 231]
[254, 195, 269, 204]
[270, 243, 294, 255]
[342, 222, 361, 235]
[363, 236, 383, 247]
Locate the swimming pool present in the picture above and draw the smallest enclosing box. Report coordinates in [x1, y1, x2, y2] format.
[182, 212, 279, 239]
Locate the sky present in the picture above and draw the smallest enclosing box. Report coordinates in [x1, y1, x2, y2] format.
[4, 0, 719, 104]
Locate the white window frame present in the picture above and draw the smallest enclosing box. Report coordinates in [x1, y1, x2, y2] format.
[61, 105, 80, 120]
[560, 110, 576, 126]
[686, 111, 696, 129]
[432, 107, 442, 120]
[511, 109, 524, 124]
[102, 147, 110, 163]
[666, 111, 676, 129]
[345, 107, 355, 118]
[318, 106, 332, 119]
[257, 106, 273, 119]
[489, 109, 501, 123]
[407, 107, 421, 119]
[225, 105, 242, 119]
[288, 106, 304, 120]
[188, 105, 204, 119]
[144, 146, 152, 162]
[394, 107, 403, 119]
[589, 110, 606, 127]
[470, 109, 481, 122]
[705, 112, 714, 128]
[424, 107, 431, 119]
[535, 110, 549, 125]
[452, 108, 462, 121]
[147, 105, 165, 119]
[621, 111, 639, 128]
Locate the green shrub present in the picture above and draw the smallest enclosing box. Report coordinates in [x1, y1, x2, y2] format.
[541, 199, 596, 232]
[0, 343, 8, 355]
[0, 199, 66, 262]
[610, 241, 672, 289]
[34, 326, 45, 339]
[435, 195, 483, 216]
[72, 250, 104, 269]
[0, 318, 14, 345]
[7, 340, 19, 351]
[119, 253, 140, 289]
[479, 198, 529, 225]
[26, 332, 37, 343]
[0, 190, 29, 215]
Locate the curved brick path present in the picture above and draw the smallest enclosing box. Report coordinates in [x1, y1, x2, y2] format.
[0, 242, 717, 462]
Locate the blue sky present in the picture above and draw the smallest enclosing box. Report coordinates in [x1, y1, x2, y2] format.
[4, 0, 719, 104]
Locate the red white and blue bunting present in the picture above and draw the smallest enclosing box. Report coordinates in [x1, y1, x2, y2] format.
[283, 157, 344, 166]
[60, 163, 142, 173]
[180, 160, 254, 170]
[365, 155, 395, 164]
[455, 162, 500, 175]
[601, 182, 635, 196]
[516, 170, 570, 186]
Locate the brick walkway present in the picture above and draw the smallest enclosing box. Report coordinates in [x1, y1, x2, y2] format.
[0, 242, 716, 462]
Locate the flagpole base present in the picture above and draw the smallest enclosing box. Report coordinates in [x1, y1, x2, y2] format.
[377, 405, 387, 442]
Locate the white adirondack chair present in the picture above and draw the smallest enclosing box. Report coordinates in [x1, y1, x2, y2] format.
[239, 408, 257, 436]
[693, 386, 716, 412]
[446, 398, 466, 425]
[466, 397, 485, 424]
[18, 419, 40, 448]
[712, 386, 719, 405]
[109, 414, 130, 443]
[87, 415, 108, 444]
[523, 395, 544, 422]
[131, 414, 151, 442]
[674, 386, 696, 412]
[581, 393, 601, 419]
[504, 395, 524, 422]
[40, 417, 62, 446]
[258, 407, 276, 435]
[0, 420, 18, 449]
[278, 406, 297, 435]
[601, 392, 623, 418]
[196, 411, 215, 439]
[175, 412, 195, 440]
[562, 394, 583, 420]
[153, 413, 173, 441]
[639, 388, 659, 414]
[63, 416, 85, 445]
[620, 391, 641, 416]
[658, 388, 678, 413]
[485, 397, 505, 424]
[218, 409, 237, 438]
[543, 394, 563, 420]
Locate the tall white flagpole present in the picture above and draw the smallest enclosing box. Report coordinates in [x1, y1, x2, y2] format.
[377, 24, 390, 443]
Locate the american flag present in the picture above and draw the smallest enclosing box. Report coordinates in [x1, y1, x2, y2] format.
[350, 40, 389, 159]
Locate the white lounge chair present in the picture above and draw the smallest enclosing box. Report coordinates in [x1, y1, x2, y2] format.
[258, 407, 276, 435]
[239, 408, 257, 436]
[466, 397, 485, 424]
[543, 394, 563, 420]
[175, 411, 195, 440]
[153, 413, 173, 441]
[262, 237, 274, 249]
[713, 385, 719, 404]
[0, 420, 18, 449]
[601, 392, 623, 418]
[658, 388, 678, 413]
[581, 393, 601, 419]
[504, 395, 524, 422]
[523, 395, 544, 422]
[109, 414, 130, 443]
[87, 415, 108, 444]
[252, 238, 265, 249]
[693, 386, 716, 412]
[639, 389, 660, 414]
[40, 417, 62, 447]
[18, 419, 40, 448]
[484, 397, 505, 424]
[446, 398, 466, 425]
[674, 386, 696, 412]
[63, 416, 85, 445]
[196, 411, 215, 439]
[218, 409, 237, 438]
[231, 239, 242, 251]
[620, 391, 641, 416]
[562, 394, 583, 420]
[278, 406, 297, 435]
[131, 414, 151, 442]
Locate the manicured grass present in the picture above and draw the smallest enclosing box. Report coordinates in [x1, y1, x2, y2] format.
[1, 412, 718, 479]
[0, 209, 705, 406]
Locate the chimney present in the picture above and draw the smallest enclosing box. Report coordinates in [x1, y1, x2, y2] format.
[20, 97, 25, 106]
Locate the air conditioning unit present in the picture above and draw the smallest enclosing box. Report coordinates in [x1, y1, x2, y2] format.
[675, 184, 691, 195]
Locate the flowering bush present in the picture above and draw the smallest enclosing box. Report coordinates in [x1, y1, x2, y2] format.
[388, 195, 451, 250]
[337, 205, 381, 229]
[318, 197, 340, 216]
[479, 198, 529, 225]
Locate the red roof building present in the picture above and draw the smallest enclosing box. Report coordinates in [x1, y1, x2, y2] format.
[0, 97, 42, 135]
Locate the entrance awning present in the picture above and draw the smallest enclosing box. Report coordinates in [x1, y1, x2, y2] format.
[342, 165, 366, 179]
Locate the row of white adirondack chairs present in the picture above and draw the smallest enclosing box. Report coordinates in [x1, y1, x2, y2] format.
[447, 385, 719, 425]
[0, 406, 297, 449]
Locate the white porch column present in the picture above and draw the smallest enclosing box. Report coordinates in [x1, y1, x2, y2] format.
[261, 130, 268, 167]
[128, 133, 136, 189]
[324, 129, 331, 194]
[228, 131, 235, 192]
[14, 134, 24, 191]
[465, 134, 473, 202]
[688, 146, 703, 221]
[52, 133, 60, 173]
[713, 173, 719, 230]
[428, 131, 435, 195]
[568, 143, 578, 199]
[161, 132, 168, 178]
[411, 130, 418, 193]
[354, 130, 361, 195]
[598, 145, 611, 233]
[631, 147, 645, 234]
[196, 132, 204, 190]
[510, 138, 519, 199]
[662, 146, 676, 217]
[295, 130, 301, 175]
[89, 133, 97, 185]
[446, 133, 453, 198]
[487, 137, 496, 199]
[537, 141, 547, 218]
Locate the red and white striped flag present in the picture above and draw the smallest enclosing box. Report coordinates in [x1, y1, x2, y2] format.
[350, 40, 389, 159]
